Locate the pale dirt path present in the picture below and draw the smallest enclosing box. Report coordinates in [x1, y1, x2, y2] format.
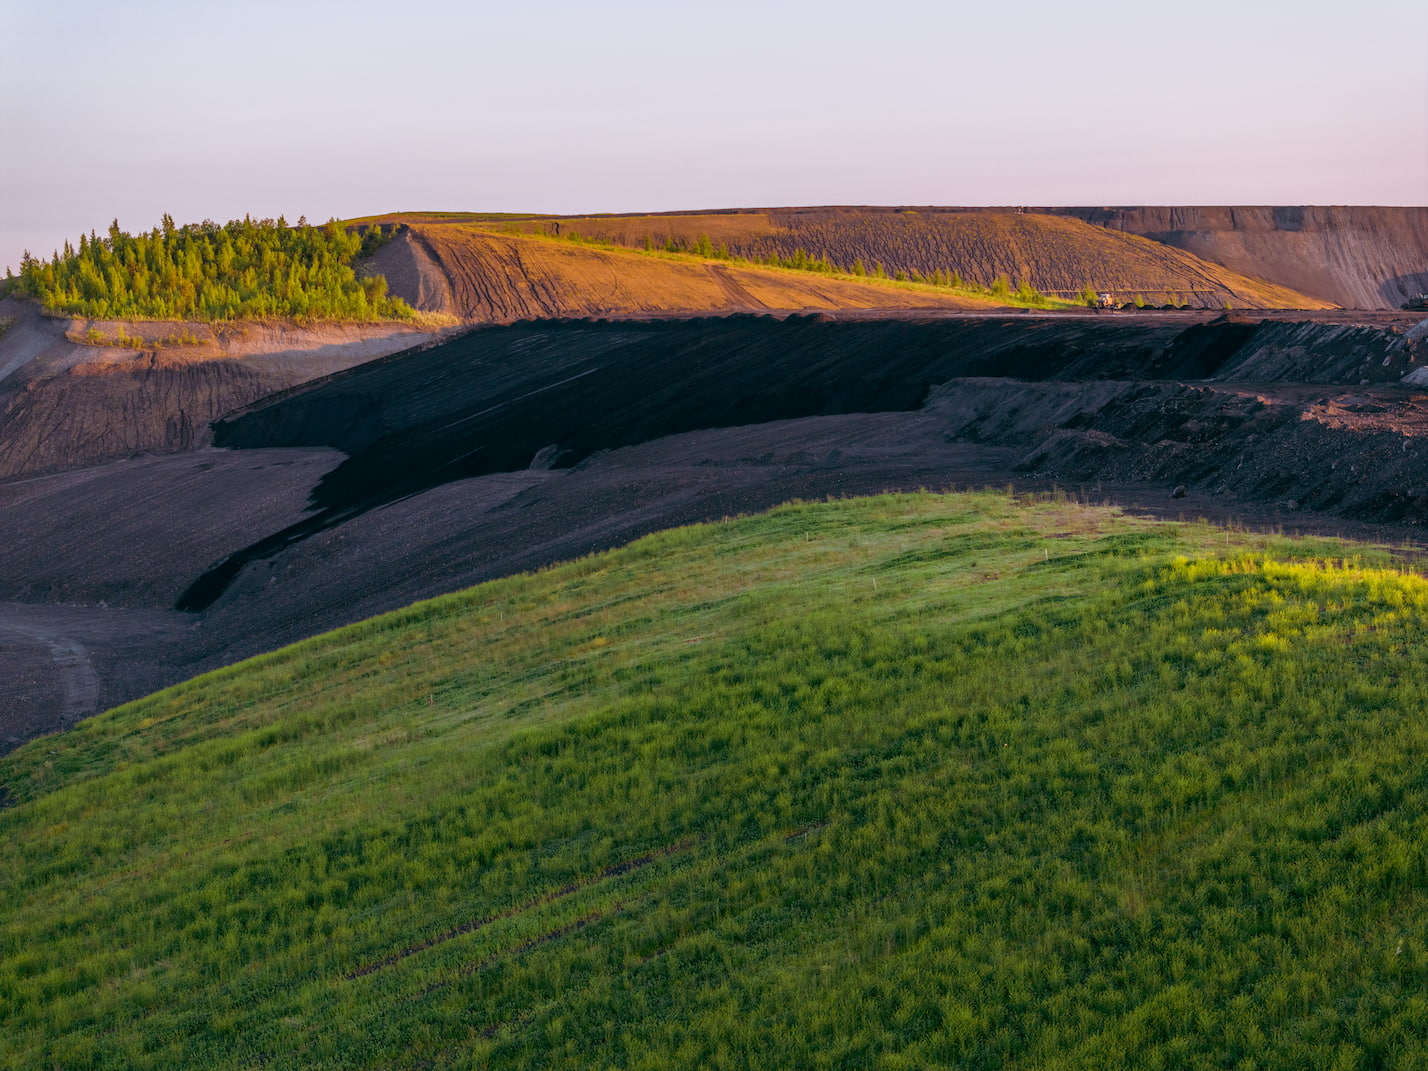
[0, 601, 198, 752]
[708, 265, 769, 310]
[0, 620, 98, 726]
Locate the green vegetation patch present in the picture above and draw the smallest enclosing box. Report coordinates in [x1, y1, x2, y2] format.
[4, 492, 1428, 1068]
[8, 216, 413, 323]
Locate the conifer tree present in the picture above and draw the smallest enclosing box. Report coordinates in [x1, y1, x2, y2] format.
[12, 215, 413, 322]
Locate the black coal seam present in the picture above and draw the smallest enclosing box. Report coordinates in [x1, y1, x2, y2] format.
[178, 318, 1256, 612]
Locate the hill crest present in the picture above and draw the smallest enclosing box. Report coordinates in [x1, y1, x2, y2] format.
[359, 208, 1332, 313]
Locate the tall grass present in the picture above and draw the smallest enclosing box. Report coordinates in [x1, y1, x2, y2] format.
[3, 491, 1427, 1068]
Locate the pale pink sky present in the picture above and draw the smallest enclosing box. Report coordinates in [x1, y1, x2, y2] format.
[3, 0, 1425, 272]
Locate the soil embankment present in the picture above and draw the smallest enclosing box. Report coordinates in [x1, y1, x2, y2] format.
[0, 296, 449, 478]
[530, 209, 1327, 310]
[362, 225, 1000, 321]
[199, 313, 1427, 611]
[1052, 206, 1428, 309]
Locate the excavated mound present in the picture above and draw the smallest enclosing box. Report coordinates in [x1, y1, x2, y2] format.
[0, 297, 447, 479]
[1052, 206, 1428, 310]
[361, 225, 999, 321]
[518, 208, 1328, 310]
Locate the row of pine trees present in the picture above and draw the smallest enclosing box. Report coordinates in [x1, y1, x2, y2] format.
[5, 216, 413, 322]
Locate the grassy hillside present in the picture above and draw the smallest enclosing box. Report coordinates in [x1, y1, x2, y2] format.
[360, 209, 1331, 311]
[5, 491, 1428, 1068]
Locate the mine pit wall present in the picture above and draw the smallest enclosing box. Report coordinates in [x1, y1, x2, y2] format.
[212, 316, 1214, 508]
[1048, 207, 1428, 310]
[930, 377, 1428, 526]
[917, 314, 1428, 527]
[213, 314, 1426, 528]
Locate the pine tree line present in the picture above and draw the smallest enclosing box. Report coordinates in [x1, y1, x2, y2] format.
[6, 216, 413, 322]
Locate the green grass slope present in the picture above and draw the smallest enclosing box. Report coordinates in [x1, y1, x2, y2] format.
[4, 492, 1428, 1068]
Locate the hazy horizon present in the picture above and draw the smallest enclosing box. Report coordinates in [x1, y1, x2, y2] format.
[3, 0, 1426, 275]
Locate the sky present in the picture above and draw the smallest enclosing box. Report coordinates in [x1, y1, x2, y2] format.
[2, 0, 1426, 273]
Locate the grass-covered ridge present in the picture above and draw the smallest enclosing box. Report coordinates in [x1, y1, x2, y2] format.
[4, 491, 1428, 1068]
[6, 215, 414, 322]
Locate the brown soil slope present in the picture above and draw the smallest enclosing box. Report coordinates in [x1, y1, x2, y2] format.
[364, 225, 1000, 321]
[0, 297, 446, 479]
[1052, 206, 1428, 309]
[472, 209, 1327, 310]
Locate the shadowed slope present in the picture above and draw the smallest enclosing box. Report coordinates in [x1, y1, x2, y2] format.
[211, 315, 1210, 509]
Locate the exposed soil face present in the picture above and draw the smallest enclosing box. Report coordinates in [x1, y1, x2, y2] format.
[1051, 206, 1428, 309]
[0, 351, 280, 477]
[535, 209, 1326, 310]
[366, 225, 998, 322]
[212, 314, 1423, 521]
[6, 311, 1428, 755]
[0, 297, 450, 479]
